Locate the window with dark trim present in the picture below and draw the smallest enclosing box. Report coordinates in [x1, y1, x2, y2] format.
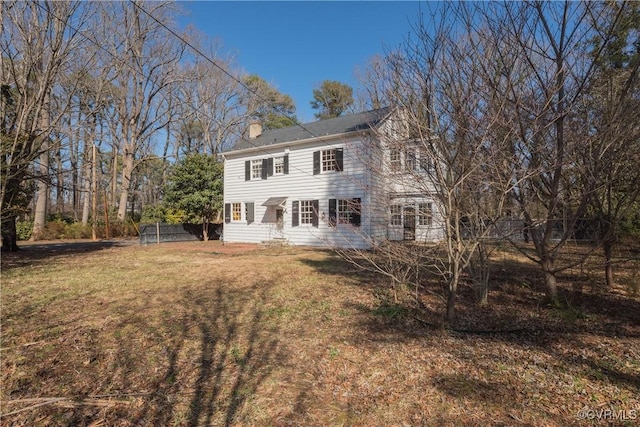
[292, 200, 318, 227]
[274, 156, 285, 175]
[329, 198, 361, 227]
[246, 156, 288, 181]
[313, 148, 343, 174]
[251, 159, 262, 179]
[232, 203, 242, 221]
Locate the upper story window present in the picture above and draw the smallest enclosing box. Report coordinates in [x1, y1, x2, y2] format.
[405, 148, 417, 171]
[313, 148, 343, 175]
[418, 202, 432, 226]
[251, 159, 262, 179]
[322, 150, 337, 172]
[419, 148, 432, 172]
[274, 156, 285, 175]
[245, 155, 288, 181]
[389, 145, 431, 173]
[390, 149, 401, 172]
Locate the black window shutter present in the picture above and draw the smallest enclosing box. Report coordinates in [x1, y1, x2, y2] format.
[292, 201, 299, 227]
[335, 148, 344, 171]
[224, 203, 231, 223]
[245, 161, 250, 181]
[313, 151, 320, 175]
[328, 199, 337, 227]
[311, 200, 319, 228]
[267, 158, 274, 177]
[261, 158, 268, 179]
[246, 202, 254, 224]
[351, 198, 361, 226]
[283, 154, 289, 174]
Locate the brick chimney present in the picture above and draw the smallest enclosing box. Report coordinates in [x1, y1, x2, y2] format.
[248, 120, 262, 139]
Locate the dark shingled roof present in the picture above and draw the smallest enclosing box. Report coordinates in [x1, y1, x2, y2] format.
[229, 107, 391, 152]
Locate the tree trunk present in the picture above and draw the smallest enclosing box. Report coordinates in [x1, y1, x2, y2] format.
[32, 150, 49, 240]
[55, 146, 64, 214]
[446, 283, 457, 323]
[202, 219, 209, 242]
[117, 147, 135, 220]
[446, 269, 460, 323]
[542, 259, 559, 305]
[603, 238, 615, 287]
[1, 216, 19, 252]
[32, 89, 51, 240]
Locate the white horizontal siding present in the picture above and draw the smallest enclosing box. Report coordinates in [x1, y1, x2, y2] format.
[223, 135, 373, 249]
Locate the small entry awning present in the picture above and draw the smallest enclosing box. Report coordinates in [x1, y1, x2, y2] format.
[262, 197, 287, 207]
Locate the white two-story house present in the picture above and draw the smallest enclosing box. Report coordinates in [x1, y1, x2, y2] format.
[221, 107, 444, 249]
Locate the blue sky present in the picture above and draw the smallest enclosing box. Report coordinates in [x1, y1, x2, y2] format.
[177, 1, 422, 123]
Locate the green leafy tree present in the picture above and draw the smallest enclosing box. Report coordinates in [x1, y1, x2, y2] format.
[163, 154, 223, 241]
[311, 80, 354, 120]
[242, 74, 297, 130]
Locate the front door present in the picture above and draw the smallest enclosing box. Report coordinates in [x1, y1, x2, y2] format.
[276, 208, 284, 230]
[403, 205, 416, 240]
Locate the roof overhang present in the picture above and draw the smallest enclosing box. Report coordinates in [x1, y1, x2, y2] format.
[222, 128, 376, 158]
[262, 197, 288, 207]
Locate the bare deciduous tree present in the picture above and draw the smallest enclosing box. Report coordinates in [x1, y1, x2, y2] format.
[1, 0, 90, 248]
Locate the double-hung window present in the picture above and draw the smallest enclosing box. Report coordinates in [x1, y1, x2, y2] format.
[405, 148, 417, 171]
[292, 200, 319, 227]
[300, 201, 314, 225]
[390, 149, 401, 172]
[232, 203, 242, 221]
[418, 202, 432, 226]
[390, 205, 402, 226]
[274, 156, 285, 175]
[313, 148, 343, 174]
[328, 198, 361, 227]
[322, 150, 336, 172]
[251, 160, 262, 179]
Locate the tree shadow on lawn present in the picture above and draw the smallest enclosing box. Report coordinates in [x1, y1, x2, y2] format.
[4, 277, 284, 426]
[306, 252, 640, 405]
[0, 240, 134, 270]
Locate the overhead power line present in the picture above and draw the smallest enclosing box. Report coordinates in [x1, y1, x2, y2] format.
[128, 0, 317, 140]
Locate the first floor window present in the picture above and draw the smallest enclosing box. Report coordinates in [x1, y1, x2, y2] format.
[390, 205, 402, 226]
[292, 200, 318, 227]
[300, 200, 314, 224]
[418, 202, 432, 226]
[328, 198, 361, 227]
[232, 202, 242, 221]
